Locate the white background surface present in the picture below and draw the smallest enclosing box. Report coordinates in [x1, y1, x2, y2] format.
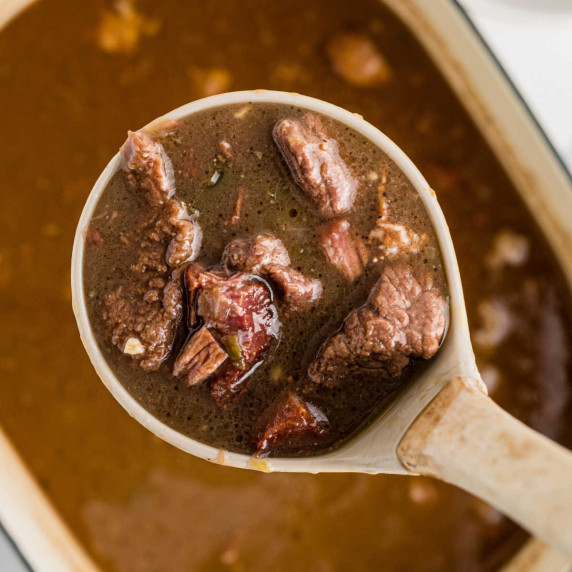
[462, 0, 572, 170]
[1, 1, 571, 570]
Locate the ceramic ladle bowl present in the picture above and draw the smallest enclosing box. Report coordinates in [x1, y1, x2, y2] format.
[71, 90, 572, 556]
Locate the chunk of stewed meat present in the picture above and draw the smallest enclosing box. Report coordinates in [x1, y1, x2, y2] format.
[256, 393, 328, 455]
[326, 31, 393, 88]
[318, 219, 368, 281]
[265, 265, 323, 311]
[308, 264, 447, 387]
[173, 326, 228, 386]
[121, 131, 202, 267]
[196, 275, 279, 343]
[162, 266, 185, 319]
[104, 132, 201, 371]
[120, 130, 175, 207]
[165, 202, 202, 267]
[104, 267, 184, 371]
[180, 264, 281, 407]
[273, 114, 357, 218]
[223, 234, 322, 311]
[222, 234, 291, 273]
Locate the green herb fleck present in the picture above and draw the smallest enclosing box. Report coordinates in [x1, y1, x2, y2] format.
[222, 334, 248, 370]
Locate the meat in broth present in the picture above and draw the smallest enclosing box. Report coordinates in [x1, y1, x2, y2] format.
[83, 103, 449, 456]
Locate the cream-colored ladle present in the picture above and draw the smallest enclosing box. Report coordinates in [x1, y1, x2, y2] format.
[71, 90, 572, 556]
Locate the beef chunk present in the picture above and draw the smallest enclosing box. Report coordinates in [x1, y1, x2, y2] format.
[318, 219, 368, 281]
[265, 265, 323, 311]
[273, 114, 357, 218]
[222, 234, 291, 273]
[223, 233, 322, 311]
[183, 263, 205, 329]
[166, 217, 200, 266]
[194, 273, 279, 343]
[308, 264, 448, 387]
[120, 130, 175, 207]
[173, 326, 228, 386]
[326, 31, 393, 88]
[256, 393, 328, 454]
[162, 266, 185, 319]
[121, 131, 202, 268]
[104, 267, 184, 371]
[165, 202, 202, 267]
[104, 132, 201, 371]
[369, 221, 428, 259]
[180, 264, 281, 407]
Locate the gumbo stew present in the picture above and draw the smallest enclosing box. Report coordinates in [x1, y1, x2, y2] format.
[0, 0, 571, 570]
[83, 102, 449, 456]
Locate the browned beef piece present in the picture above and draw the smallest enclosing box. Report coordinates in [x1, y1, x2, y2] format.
[308, 264, 448, 387]
[165, 202, 202, 267]
[121, 131, 202, 268]
[129, 206, 200, 275]
[183, 263, 205, 329]
[162, 266, 185, 319]
[265, 265, 323, 311]
[173, 326, 228, 386]
[222, 233, 322, 311]
[120, 130, 175, 207]
[256, 393, 328, 454]
[104, 132, 201, 371]
[318, 219, 368, 281]
[180, 264, 281, 407]
[222, 234, 291, 273]
[273, 114, 357, 218]
[127, 213, 171, 275]
[104, 267, 184, 371]
[196, 274, 280, 361]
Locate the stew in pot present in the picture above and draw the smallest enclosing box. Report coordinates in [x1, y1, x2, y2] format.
[0, 0, 570, 569]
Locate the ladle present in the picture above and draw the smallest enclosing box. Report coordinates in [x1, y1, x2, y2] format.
[71, 90, 572, 556]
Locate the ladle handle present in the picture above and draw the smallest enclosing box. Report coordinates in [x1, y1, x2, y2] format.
[397, 376, 572, 557]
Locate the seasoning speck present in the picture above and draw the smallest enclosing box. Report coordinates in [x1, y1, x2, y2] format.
[123, 337, 145, 355]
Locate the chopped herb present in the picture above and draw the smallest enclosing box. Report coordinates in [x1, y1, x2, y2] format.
[222, 334, 248, 370]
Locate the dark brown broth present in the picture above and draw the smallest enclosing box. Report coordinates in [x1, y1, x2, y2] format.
[0, 0, 570, 569]
[83, 102, 447, 455]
